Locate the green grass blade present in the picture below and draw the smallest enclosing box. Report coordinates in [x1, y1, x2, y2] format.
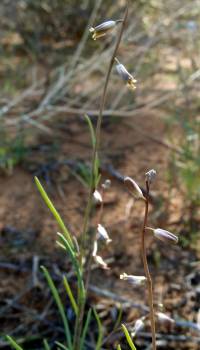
[6, 336, 23, 350]
[63, 275, 78, 316]
[57, 233, 85, 299]
[121, 324, 137, 350]
[117, 345, 122, 350]
[43, 339, 51, 350]
[55, 341, 69, 350]
[80, 308, 92, 350]
[41, 266, 73, 350]
[84, 114, 96, 149]
[113, 304, 123, 330]
[93, 308, 103, 350]
[34, 177, 73, 247]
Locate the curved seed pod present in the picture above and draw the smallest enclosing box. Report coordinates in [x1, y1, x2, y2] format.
[116, 62, 137, 90]
[89, 20, 117, 40]
[153, 228, 178, 244]
[124, 176, 145, 200]
[120, 273, 147, 286]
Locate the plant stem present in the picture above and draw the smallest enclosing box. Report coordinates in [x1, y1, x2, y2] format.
[141, 181, 157, 350]
[73, 3, 129, 350]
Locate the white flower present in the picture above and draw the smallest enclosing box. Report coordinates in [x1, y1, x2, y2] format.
[131, 318, 145, 337]
[120, 273, 147, 286]
[93, 190, 102, 203]
[97, 224, 112, 244]
[89, 20, 117, 40]
[145, 169, 157, 184]
[153, 228, 178, 244]
[94, 255, 109, 269]
[156, 312, 175, 324]
[116, 62, 137, 90]
[124, 177, 144, 200]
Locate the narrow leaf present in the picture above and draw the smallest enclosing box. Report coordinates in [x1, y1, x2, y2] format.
[117, 345, 122, 350]
[41, 266, 72, 350]
[121, 324, 137, 350]
[6, 336, 23, 350]
[63, 275, 78, 316]
[80, 308, 92, 349]
[43, 339, 51, 350]
[84, 114, 96, 148]
[55, 341, 69, 350]
[34, 177, 73, 246]
[93, 308, 103, 350]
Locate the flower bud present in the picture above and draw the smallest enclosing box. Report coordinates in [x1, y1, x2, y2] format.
[116, 61, 137, 90]
[156, 312, 175, 324]
[102, 179, 111, 190]
[93, 190, 102, 203]
[131, 318, 145, 337]
[124, 177, 145, 200]
[145, 169, 157, 184]
[120, 273, 147, 286]
[153, 228, 178, 244]
[89, 20, 117, 40]
[97, 224, 112, 244]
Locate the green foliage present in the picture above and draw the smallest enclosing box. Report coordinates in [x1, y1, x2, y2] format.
[35, 176, 73, 246]
[169, 118, 200, 207]
[121, 324, 137, 350]
[0, 130, 26, 174]
[93, 308, 104, 350]
[41, 266, 73, 349]
[6, 336, 23, 350]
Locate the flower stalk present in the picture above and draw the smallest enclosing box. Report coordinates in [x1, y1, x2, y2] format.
[141, 180, 157, 350]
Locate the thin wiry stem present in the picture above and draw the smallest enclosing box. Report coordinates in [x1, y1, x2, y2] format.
[141, 181, 157, 350]
[73, 3, 129, 350]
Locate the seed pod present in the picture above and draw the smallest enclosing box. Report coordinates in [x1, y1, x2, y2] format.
[93, 190, 102, 203]
[153, 228, 178, 244]
[120, 273, 147, 286]
[97, 224, 112, 244]
[124, 176, 145, 200]
[116, 62, 137, 90]
[145, 169, 157, 184]
[89, 20, 117, 40]
[156, 312, 175, 324]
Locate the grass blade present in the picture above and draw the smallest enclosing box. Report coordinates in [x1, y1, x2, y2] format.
[121, 324, 137, 350]
[117, 345, 122, 350]
[63, 275, 78, 316]
[55, 341, 69, 350]
[43, 339, 51, 350]
[34, 176, 73, 247]
[57, 232, 85, 299]
[93, 308, 103, 350]
[84, 114, 96, 149]
[80, 308, 92, 350]
[41, 266, 73, 350]
[6, 336, 23, 350]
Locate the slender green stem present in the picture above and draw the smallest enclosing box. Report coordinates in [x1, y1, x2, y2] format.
[141, 181, 157, 350]
[73, 3, 130, 350]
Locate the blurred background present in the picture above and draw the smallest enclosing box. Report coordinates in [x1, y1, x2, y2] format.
[0, 0, 200, 349]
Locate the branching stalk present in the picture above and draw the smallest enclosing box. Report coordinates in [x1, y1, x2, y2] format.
[141, 181, 157, 350]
